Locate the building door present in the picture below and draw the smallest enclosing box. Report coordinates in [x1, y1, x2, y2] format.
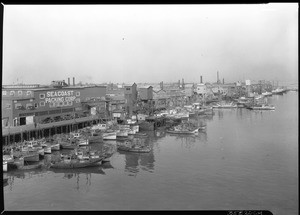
[20, 117, 26, 126]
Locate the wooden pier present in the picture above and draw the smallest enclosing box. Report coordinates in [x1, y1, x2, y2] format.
[2, 115, 110, 146]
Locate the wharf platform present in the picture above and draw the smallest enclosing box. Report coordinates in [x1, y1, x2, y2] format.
[2, 115, 110, 145]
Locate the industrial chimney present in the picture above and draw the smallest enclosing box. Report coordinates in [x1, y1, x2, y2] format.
[160, 81, 164, 90]
[217, 71, 219, 83]
[73, 77, 75, 86]
[200, 76, 203, 84]
[68, 78, 70, 86]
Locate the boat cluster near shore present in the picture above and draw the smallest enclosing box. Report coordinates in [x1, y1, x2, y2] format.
[3, 88, 288, 176]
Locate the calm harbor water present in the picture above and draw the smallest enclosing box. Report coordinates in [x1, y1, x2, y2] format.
[3, 92, 298, 214]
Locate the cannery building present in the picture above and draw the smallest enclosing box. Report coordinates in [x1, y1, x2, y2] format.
[2, 79, 107, 128]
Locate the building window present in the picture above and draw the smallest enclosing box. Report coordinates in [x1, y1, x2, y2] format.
[18, 91, 23, 96]
[6, 104, 11, 109]
[27, 91, 32, 96]
[126, 88, 131, 91]
[2, 91, 7, 96]
[49, 102, 54, 108]
[63, 101, 68, 106]
[34, 103, 38, 108]
[76, 92, 80, 96]
[59, 102, 63, 106]
[39, 94, 45, 99]
[40, 101, 45, 106]
[10, 91, 15, 96]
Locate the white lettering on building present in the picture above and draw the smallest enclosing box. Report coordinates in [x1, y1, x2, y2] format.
[42, 91, 77, 104]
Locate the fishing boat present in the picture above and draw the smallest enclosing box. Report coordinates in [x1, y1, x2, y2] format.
[262, 91, 272, 96]
[88, 131, 103, 143]
[117, 141, 151, 153]
[60, 143, 77, 149]
[166, 128, 199, 134]
[3, 154, 14, 164]
[50, 143, 60, 151]
[18, 162, 43, 170]
[23, 152, 40, 162]
[49, 156, 103, 169]
[248, 104, 275, 110]
[212, 102, 237, 108]
[78, 138, 89, 147]
[102, 131, 117, 140]
[116, 130, 129, 138]
[43, 146, 52, 154]
[272, 88, 284, 95]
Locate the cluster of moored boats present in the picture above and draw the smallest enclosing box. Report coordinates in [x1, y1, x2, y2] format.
[3, 122, 152, 172]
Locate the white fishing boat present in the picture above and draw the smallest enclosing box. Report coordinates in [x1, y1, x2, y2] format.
[212, 102, 237, 108]
[262, 91, 272, 96]
[91, 123, 108, 131]
[272, 88, 284, 95]
[116, 130, 129, 138]
[102, 131, 117, 140]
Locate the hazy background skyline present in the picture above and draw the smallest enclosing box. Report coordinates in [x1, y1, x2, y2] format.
[3, 4, 298, 86]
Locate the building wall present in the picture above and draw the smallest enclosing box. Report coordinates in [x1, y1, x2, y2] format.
[2, 86, 107, 127]
[1, 99, 13, 127]
[138, 87, 153, 100]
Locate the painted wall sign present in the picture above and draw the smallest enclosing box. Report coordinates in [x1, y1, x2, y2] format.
[43, 90, 78, 104]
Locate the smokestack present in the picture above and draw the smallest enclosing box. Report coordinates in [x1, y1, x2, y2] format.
[223, 78, 224, 84]
[200, 76, 203, 84]
[217, 71, 219, 83]
[73, 77, 75, 86]
[68, 78, 70, 86]
[160, 81, 164, 90]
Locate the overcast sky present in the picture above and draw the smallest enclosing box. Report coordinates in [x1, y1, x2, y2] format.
[2, 4, 298, 85]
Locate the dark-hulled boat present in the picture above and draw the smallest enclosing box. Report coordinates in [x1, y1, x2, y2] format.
[117, 145, 151, 153]
[50, 157, 103, 169]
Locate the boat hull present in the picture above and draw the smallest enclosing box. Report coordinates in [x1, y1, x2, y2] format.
[50, 158, 103, 169]
[60, 144, 77, 149]
[23, 153, 40, 162]
[166, 129, 199, 135]
[50, 144, 60, 151]
[117, 146, 151, 153]
[103, 132, 117, 140]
